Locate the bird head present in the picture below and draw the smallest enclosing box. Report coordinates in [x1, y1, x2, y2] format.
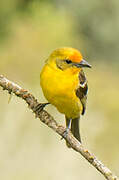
[47, 47, 91, 71]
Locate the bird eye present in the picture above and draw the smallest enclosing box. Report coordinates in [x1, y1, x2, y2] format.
[65, 59, 72, 64]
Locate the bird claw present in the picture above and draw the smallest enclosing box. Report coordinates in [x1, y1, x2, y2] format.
[34, 103, 50, 116]
[61, 128, 70, 140]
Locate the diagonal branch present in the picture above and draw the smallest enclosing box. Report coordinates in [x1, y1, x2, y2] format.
[0, 74, 118, 180]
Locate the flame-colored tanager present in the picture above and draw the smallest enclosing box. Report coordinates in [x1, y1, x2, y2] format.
[40, 47, 91, 147]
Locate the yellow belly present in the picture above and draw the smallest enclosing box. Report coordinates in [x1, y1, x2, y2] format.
[40, 64, 83, 118]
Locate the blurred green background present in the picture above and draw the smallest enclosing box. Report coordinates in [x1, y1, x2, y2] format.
[0, 0, 119, 179]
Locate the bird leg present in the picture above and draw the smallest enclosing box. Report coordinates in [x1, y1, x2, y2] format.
[61, 118, 72, 139]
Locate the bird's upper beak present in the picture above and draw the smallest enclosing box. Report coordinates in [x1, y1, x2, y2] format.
[73, 59, 92, 68]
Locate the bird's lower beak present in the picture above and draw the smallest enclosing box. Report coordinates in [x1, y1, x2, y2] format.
[74, 59, 92, 68]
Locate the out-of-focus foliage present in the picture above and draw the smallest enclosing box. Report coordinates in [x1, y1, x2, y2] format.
[0, 1, 119, 180]
[0, 0, 119, 61]
[65, 0, 119, 61]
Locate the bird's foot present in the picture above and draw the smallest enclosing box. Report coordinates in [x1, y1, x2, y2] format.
[61, 127, 70, 140]
[61, 118, 71, 140]
[34, 102, 50, 117]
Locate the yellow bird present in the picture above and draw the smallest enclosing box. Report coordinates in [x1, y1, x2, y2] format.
[40, 47, 91, 146]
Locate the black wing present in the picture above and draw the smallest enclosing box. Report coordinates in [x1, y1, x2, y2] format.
[75, 70, 88, 115]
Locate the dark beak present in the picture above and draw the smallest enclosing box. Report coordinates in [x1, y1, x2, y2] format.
[74, 59, 92, 68]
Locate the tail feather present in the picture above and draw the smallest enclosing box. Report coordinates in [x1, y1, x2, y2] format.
[65, 116, 81, 148]
[71, 117, 81, 142]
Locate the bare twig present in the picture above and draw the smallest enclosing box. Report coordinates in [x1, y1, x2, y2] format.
[0, 75, 118, 180]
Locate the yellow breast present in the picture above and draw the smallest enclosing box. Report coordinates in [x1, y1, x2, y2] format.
[40, 63, 83, 118]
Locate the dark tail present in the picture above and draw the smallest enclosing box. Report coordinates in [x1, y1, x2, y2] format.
[65, 116, 81, 148]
